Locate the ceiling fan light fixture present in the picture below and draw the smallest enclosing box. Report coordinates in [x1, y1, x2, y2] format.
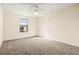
[34, 12, 38, 15]
[33, 8, 39, 15]
[30, 4, 42, 16]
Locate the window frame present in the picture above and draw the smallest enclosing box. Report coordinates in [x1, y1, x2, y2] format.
[20, 18, 28, 32]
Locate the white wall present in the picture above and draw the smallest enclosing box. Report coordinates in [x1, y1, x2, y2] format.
[3, 11, 37, 41]
[0, 4, 3, 46]
[38, 4, 79, 47]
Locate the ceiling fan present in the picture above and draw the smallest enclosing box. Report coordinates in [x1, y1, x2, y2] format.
[31, 4, 42, 15]
[23, 3, 44, 15]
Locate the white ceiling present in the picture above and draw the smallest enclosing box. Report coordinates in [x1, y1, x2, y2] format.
[2, 3, 76, 17]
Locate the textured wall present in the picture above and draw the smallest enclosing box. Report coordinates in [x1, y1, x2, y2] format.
[38, 4, 79, 47]
[0, 4, 3, 46]
[3, 12, 37, 41]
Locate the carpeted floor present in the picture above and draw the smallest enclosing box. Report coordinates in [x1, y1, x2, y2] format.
[0, 37, 79, 55]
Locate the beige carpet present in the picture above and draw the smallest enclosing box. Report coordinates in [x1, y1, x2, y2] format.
[0, 37, 79, 55]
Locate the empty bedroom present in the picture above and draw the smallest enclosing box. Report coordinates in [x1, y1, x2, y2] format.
[0, 3, 79, 55]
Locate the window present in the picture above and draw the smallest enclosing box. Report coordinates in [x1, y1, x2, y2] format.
[20, 18, 28, 32]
